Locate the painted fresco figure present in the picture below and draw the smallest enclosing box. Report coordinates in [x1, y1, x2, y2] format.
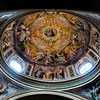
[34, 66, 44, 79]
[44, 52, 54, 65]
[55, 67, 65, 79]
[53, 51, 66, 64]
[2, 30, 13, 51]
[45, 68, 54, 80]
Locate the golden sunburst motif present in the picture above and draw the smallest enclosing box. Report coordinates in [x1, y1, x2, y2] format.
[3, 11, 90, 65]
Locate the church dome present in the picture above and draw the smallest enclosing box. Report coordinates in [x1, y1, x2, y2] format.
[0, 10, 100, 89]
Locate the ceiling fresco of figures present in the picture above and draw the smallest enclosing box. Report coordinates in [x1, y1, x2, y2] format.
[0, 10, 100, 88]
[2, 12, 90, 66]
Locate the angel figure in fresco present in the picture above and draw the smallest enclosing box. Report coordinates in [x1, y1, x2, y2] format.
[2, 30, 13, 51]
[15, 22, 31, 51]
[45, 56, 53, 65]
[44, 52, 54, 65]
[55, 56, 66, 64]
[16, 30, 27, 51]
[53, 51, 66, 64]
[55, 66, 65, 79]
[34, 66, 44, 79]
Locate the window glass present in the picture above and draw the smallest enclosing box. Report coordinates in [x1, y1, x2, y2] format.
[9, 59, 23, 73]
[79, 62, 93, 74]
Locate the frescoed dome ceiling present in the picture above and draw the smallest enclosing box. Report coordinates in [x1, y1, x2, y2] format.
[3, 12, 90, 65]
[0, 10, 100, 89]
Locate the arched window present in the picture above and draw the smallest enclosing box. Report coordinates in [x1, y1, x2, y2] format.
[79, 60, 93, 74]
[9, 59, 23, 73]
